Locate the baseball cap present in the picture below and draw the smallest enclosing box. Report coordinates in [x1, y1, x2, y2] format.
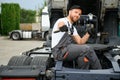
[69, 5, 82, 10]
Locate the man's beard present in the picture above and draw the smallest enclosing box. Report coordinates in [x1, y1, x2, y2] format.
[70, 15, 78, 23]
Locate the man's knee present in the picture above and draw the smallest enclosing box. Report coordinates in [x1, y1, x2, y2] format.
[77, 56, 90, 69]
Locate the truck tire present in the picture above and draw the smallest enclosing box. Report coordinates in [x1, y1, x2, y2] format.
[7, 56, 32, 66]
[11, 32, 21, 40]
[30, 56, 48, 71]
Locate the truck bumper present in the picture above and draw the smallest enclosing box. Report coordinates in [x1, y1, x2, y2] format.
[55, 68, 120, 80]
[0, 66, 44, 80]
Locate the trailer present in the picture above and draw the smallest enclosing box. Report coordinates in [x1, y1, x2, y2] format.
[0, 41, 120, 80]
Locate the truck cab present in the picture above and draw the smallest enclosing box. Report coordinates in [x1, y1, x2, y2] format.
[47, 0, 120, 44]
[41, 6, 50, 40]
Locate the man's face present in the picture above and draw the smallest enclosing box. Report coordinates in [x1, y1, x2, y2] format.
[69, 9, 82, 22]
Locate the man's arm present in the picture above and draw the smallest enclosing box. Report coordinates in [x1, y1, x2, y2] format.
[72, 32, 90, 45]
[58, 21, 66, 28]
[57, 21, 90, 45]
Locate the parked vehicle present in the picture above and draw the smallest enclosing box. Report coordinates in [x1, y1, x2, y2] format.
[9, 6, 50, 40]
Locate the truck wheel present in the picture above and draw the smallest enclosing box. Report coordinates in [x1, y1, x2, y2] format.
[7, 56, 32, 66]
[30, 56, 48, 71]
[11, 32, 21, 40]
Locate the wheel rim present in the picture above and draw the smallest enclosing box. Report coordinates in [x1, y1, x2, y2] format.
[12, 33, 20, 40]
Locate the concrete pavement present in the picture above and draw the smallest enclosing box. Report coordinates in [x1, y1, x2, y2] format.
[0, 36, 44, 65]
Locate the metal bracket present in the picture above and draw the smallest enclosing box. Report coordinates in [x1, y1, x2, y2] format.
[104, 53, 120, 72]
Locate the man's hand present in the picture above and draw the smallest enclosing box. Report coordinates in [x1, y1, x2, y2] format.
[87, 28, 93, 35]
[86, 24, 94, 36]
[59, 25, 68, 32]
[54, 22, 68, 33]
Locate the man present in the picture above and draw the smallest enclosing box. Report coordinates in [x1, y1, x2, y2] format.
[51, 5, 102, 69]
